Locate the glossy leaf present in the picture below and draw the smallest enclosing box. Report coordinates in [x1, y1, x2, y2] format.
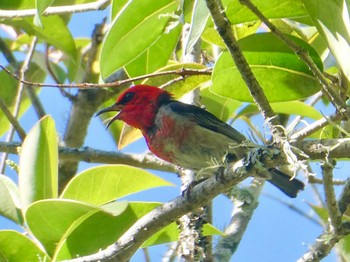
[4, 16, 76, 58]
[110, 0, 129, 20]
[54, 202, 160, 260]
[142, 222, 223, 247]
[308, 203, 328, 223]
[201, 87, 242, 122]
[0, 175, 23, 224]
[303, 0, 350, 80]
[212, 33, 323, 102]
[61, 165, 174, 205]
[224, 0, 308, 24]
[337, 235, 350, 260]
[202, 21, 261, 47]
[118, 123, 143, 150]
[235, 101, 323, 120]
[19, 116, 58, 210]
[0, 64, 44, 137]
[125, 23, 182, 78]
[0, 230, 47, 261]
[100, 0, 178, 79]
[26, 199, 126, 256]
[185, 0, 210, 53]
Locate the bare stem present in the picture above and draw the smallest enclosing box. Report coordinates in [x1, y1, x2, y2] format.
[0, 64, 212, 89]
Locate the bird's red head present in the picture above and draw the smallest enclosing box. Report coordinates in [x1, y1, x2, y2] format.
[96, 85, 172, 132]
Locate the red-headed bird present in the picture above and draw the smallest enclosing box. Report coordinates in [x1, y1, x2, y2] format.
[97, 85, 304, 198]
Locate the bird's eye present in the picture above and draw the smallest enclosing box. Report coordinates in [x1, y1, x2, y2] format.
[121, 92, 135, 104]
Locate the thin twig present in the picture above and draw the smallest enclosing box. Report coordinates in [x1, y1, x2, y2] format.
[308, 176, 346, 186]
[0, 64, 212, 89]
[286, 92, 323, 134]
[0, 38, 18, 66]
[0, 0, 110, 18]
[0, 37, 37, 173]
[290, 113, 343, 141]
[0, 98, 26, 140]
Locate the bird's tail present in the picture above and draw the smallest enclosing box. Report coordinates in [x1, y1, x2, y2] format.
[267, 168, 304, 198]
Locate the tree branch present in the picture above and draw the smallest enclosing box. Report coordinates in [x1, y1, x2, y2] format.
[321, 160, 342, 234]
[0, 142, 176, 173]
[1, 138, 350, 167]
[204, 0, 283, 140]
[0, 0, 110, 18]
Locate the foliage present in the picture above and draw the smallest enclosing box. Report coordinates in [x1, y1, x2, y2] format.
[0, 0, 350, 261]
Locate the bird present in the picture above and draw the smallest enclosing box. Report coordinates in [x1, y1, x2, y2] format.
[96, 85, 304, 198]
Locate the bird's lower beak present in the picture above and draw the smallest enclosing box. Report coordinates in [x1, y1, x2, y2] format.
[96, 103, 124, 129]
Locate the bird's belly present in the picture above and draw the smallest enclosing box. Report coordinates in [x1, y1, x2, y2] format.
[146, 123, 244, 171]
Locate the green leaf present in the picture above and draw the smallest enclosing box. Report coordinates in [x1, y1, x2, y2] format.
[303, 0, 350, 80]
[0, 230, 47, 261]
[308, 203, 328, 223]
[270, 101, 323, 119]
[0, 175, 23, 224]
[202, 20, 261, 47]
[185, 0, 210, 53]
[26, 199, 117, 256]
[0, 63, 45, 137]
[337, 234, 350, 260]
[34, 0, 54, 27]
[53, 201, 160, 260]
[19, 116, 58, 209]
[142, 222, 223, 247]
[110, 0, 129, 20]
[224, 0, 308, 24]
[4, 16, 76, 58]
[235, 101, 323, 120]
[125, 23, 182, 78]
[61, 165, 174, 205]
[201, 87, 242, 122]
[0, 0, 35, 9]
[212, 33, 323, 102]
[100, 0, 178, 79]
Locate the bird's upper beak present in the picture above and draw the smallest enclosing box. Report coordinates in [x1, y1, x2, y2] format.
[96, 103, 124, 129]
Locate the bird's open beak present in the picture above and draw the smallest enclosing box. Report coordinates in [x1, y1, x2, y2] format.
[96, 103, 124, 129]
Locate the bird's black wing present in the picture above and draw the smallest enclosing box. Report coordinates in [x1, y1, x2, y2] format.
[169, 101, 246, 143]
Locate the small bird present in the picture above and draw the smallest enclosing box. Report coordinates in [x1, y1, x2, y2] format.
[96, 85, 304, 198]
